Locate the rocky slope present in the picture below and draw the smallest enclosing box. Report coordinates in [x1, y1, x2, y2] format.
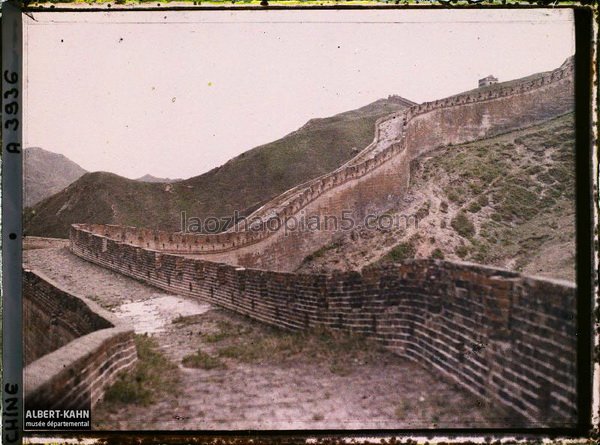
[297, 113, 576, 282]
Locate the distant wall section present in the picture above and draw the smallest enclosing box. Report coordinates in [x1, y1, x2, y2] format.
[72, 59, 574, 272]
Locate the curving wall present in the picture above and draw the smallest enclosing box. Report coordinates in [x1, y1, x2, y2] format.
[24, 270, 137, 410]
[67, 57, 578, 426]
[70, 226, 577, 427]
[75, 57, 574, 272]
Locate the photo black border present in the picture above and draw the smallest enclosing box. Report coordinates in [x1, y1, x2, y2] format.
[2, 2, 24, 444]
[2, 2, 597, 443]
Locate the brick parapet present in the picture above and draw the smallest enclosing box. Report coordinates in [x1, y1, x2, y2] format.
[69, 228, 577, 426]
[23, 269, 137, 410]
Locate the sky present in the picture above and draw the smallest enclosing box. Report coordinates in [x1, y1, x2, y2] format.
[24, 8, 575, 180]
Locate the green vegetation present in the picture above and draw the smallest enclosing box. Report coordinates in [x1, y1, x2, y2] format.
[102, 334, 180, 407]
[492, 182, 539, 223]
[446, 190, 463, 205]
[469, 239, 491, 263]
[451, 212, 476, 239]
[302, 240, 343, 264]
[467, 201, 481, 213]
[431, 248, 444, 260]
[381, 241, 416, 262]
[182, 349, 227, 370]
[217, 336, 303, 363]
[211, 322, 387, 376]
[455, 245, 469, 259]
[202, 319, 248, 343]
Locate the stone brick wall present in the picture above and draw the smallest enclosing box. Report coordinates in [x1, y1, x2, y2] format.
[70, 227, 577, 426]
[24, 270, 112, 365]
[74, 57, 574, 272]
[24, 270, 137, 409]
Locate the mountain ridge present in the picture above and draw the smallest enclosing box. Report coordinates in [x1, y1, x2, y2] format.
[24, 147, 88, 207]
[25, 95, 414, 238]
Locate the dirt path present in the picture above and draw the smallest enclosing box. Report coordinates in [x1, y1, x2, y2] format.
[24, 247, 514, 430]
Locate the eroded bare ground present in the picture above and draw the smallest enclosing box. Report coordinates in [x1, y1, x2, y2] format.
[24, 247, 517, 430]
[297, 113, 576, 283]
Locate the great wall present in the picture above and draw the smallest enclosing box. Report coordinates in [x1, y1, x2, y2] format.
[50, 56, 577, 425]
[69, 229, 577, 424]
[71, 56, 575, 273]
[23, 270, 137, 410]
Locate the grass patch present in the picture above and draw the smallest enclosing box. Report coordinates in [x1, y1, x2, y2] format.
[431, 248, 445, 260]
[202, 331, 230, 343]
[451, 212, 476, 239]
[477, 195, 489, 207]
[493, 183, 539, 223]
[467, 201, 481, 213]
[547, 165, 572, 184]
[302, 240, 342, 263]
[382, 241, 416, 262]
[217, 336, 304, 363]
[202, 319, 252, 343]
[215, 326, 387, 376]
[446, 189, 463, 205]
[102, 334, 180, 407]
[182, 350, 227, 370]
[470, 239, 491, 263]
[455, 245, 469, 259]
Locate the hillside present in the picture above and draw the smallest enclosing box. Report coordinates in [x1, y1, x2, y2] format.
[24, 147, 87, 207]
[24, 96, 414, 238]
[297, 112, 576, 282]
